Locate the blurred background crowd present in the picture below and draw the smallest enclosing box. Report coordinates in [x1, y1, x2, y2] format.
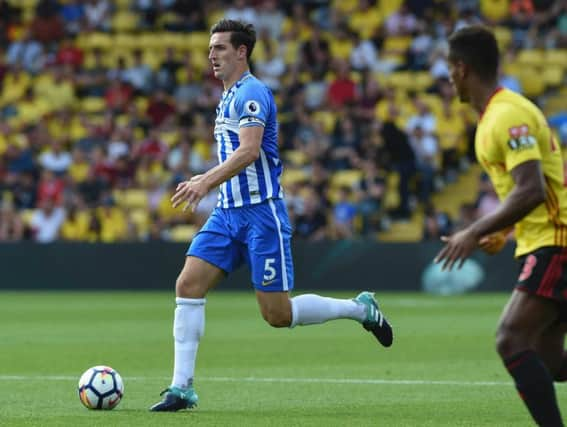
[0, 0, 565, 243]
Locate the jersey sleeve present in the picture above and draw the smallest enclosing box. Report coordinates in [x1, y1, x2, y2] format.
[233, 82, 271, 128]
[492, 106, 542, 172]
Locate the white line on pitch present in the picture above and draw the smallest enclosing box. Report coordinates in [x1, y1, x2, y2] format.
[0, 375, 513, 387]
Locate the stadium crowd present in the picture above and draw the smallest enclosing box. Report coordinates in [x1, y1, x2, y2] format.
[0, 0, 565, 243]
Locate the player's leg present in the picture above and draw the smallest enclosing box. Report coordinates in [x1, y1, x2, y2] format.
[534, 311, 567, 381]
[150, 256, 225, 412]
[254, 290, 393, 347]
[151, 209, 240, 412]
[250, 199, 393, 346]
[495, 290, 563, 426]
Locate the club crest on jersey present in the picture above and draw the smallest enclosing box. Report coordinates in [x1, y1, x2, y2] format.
[245, 100, 261, 115]
[507, 124, 536, 150]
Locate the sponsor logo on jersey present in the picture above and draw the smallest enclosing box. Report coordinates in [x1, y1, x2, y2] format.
[507, 125, 536, 150]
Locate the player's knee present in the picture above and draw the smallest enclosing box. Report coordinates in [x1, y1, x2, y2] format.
[495, 324, 527, 359]
[175, 274, 206, 298]
[261, 309, 291, 328]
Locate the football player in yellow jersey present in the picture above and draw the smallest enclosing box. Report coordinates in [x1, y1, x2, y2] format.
[435, 26, 565, 426]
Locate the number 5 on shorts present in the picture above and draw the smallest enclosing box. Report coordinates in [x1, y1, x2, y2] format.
[263, 258, 277, 285]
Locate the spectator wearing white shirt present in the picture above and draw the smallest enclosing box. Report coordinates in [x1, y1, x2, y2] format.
[225, 0, 257, 24]
[6, 29, 44, 73]
[256, 0, 284, 40]
[409, 125, 438, 204]
[30, 199, 66, 243]
[84, 0, 111, 31]
[254, 36, 285, 92]
[406, 96, 436, 136]
[385, 2, 419, 36]
[39, 139, 72, 176]
[123, 50, 153, 95]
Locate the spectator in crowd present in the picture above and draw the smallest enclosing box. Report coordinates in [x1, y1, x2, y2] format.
[0, 201, 24, 241]
[124, 49, 154, 95]
[422, 202, 453, 240]
[356, 160, 386, 234]
[30, 197, 66, 243]
[6, 29, 44, 73]
[330, 186, 357, 239]
[294, 188, 328, 241]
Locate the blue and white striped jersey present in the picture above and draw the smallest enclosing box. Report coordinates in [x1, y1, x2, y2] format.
[213, 71, 284, 208]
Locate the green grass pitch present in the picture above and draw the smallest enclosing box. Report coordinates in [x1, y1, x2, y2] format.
[1, 291, 565, 426]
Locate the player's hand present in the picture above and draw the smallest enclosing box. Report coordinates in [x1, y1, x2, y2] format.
[171, 175, 209, 212]
[479, 231, 507, 255]
[434, 227, 479, 271]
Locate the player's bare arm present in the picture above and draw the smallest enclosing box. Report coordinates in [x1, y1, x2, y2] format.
[435, 160, 545, 270]
[171, 126, 264, 211]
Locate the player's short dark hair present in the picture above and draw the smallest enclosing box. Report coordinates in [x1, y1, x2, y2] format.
[211, 19, 256, 61]
[448, 25, 499, 83]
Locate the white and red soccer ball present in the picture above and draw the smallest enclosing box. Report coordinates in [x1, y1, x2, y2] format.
[78, 365, 124, 410]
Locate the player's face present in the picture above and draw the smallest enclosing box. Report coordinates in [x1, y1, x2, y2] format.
[208, 32, 240, 83]
[448, 59, 469, 103]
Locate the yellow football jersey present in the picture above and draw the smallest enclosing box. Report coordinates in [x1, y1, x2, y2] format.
[475, 88, 567, 256]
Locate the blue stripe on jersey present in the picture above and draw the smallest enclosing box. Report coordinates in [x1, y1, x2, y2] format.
[253, 156, 267, 201]
[238, 169, 251, 205]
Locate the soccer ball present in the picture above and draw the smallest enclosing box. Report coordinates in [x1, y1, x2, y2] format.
[78, 365, 124, 410]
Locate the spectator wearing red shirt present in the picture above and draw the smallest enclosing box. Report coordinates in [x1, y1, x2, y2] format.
[327, 60, 357, 108]
[36, 169, 65, 205]
[146, 90, 176, 127]
[56, 37, 84, 69]
[134, 129, 168, 162]
[104, 79, 133, 113]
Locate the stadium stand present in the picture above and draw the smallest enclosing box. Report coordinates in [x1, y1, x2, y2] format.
[0, 0, 565, 243]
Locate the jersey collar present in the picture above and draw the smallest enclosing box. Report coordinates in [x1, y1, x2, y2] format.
[224, 71, 252, 97]
[479, 86, 504, 119]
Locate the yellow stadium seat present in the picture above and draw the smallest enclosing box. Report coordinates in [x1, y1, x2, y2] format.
[516, 49, 545, 67]
[480, 0, 510, 22]
[545, 50, 567, 67]
[312, 110, 337, 134]
[542, 65, 564, 87]
[114, 0, 132, 10]
[20, 208, 36, 226]
[113, 34, 138, 50]
[135, 97, 149, 112]
[83, 32, 112, 50]
[160, 131, 179, 147]
[142, 49, 163, 71]
[384, 172, 400, 210]
[378, 0, 404, 18]
[517, 69, 545, 98]
[115, 189, 149, 209]
[330, 170, 363, 188]
[280, 169, 308, 187]
[501, 61, 523, 77]
[129, 208, 150, 236]
[413, 72, 434, 92]
[387, 71, 414, 91]
[111, 11, 138, 33]
[283, 150, 308, 167]
[383, 36, 412, 55]
[185, 32, 210, 52]
[544, 95, 567, 116]
[169, 225, 198, 242]
[81, 97, 106, 114]
[332, 0, 358, 14]
[492, 26, 512, 49]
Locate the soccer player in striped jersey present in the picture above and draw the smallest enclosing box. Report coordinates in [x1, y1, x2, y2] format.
[150, 19, 393, 412]
[435, 26, 566, 426]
